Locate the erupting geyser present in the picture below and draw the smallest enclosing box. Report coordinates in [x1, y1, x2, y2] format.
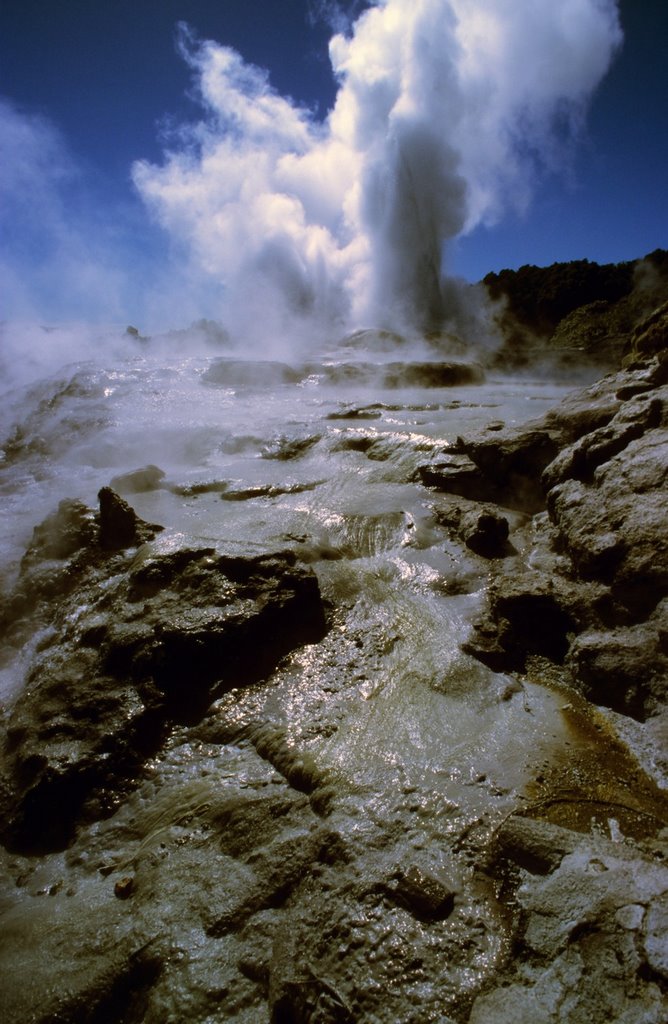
[133, 0, 622, 339]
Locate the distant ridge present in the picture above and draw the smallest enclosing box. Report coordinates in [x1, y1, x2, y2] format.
[482, 248, 668, 368]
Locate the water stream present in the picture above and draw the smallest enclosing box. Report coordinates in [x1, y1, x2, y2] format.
[0, 341, 579, 795]
[4, 336, 648, 1021]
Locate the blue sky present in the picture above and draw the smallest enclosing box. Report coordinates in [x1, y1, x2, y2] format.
[454, 0, 668, 278]
[0, 1, 666, 329]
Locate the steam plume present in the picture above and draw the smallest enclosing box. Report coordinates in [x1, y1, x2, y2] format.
[133, 0, 622, 341]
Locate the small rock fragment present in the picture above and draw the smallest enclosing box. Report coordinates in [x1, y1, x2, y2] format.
[110, 464, 166, 494]
[389, 864, 456, 920]
[459, 507, 509, 557]
[113, 876, 135, 899]
[493, 816, 581, 875]
[643, 893, 668, 979]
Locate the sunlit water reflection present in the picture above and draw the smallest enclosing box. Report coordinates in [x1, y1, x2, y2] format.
[0, 345, 583, 822]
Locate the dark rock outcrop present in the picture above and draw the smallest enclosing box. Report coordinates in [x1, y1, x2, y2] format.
[98, 486, 162, 550]
[419, 367, 642, 514]
[624, 298, 668, 363]
[0, 494, 326, 853]
[445, 305, 668, 719]
[385, 863, 458, 921]
[431, 496, 511, 557]
[110, 463, 167, 494]
[203, 357, 484, 390]
[20, 497, 97, 566]
[492, 815, 582, 875]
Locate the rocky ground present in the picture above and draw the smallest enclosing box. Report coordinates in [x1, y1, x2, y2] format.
[429, 303, 668, 730]
[420, 301, 668, 1022]
[0, 303, 667, 1022]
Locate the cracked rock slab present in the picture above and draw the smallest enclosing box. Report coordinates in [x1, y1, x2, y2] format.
[0, 499, 326, 854]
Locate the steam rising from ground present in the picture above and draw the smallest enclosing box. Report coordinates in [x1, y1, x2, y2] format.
[133, 0, 622, 341]
[0, 100, 129, 323]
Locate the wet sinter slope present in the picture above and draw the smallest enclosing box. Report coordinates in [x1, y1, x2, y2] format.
[0, 336, 667, 1023]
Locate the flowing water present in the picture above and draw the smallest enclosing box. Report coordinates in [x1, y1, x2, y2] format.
[4, 332, 643, 1020]
[0, 333, 580, 785]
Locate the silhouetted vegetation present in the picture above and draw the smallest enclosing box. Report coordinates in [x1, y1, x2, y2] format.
[482, 249, 668, 368]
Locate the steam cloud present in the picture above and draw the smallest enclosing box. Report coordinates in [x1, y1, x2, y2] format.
[133, 0, 623, 341]
[0, 99, 127, 323]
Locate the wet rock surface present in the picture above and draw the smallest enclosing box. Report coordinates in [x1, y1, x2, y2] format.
[0, 492, 326, 853]
[431, 497, 512, 558]
[1, 310, 668, 1023]
[471, 828, 668, 1024]
[442, 309, 668, 726]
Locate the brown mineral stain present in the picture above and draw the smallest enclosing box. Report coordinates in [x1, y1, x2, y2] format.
[523, 662, 668, 841]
